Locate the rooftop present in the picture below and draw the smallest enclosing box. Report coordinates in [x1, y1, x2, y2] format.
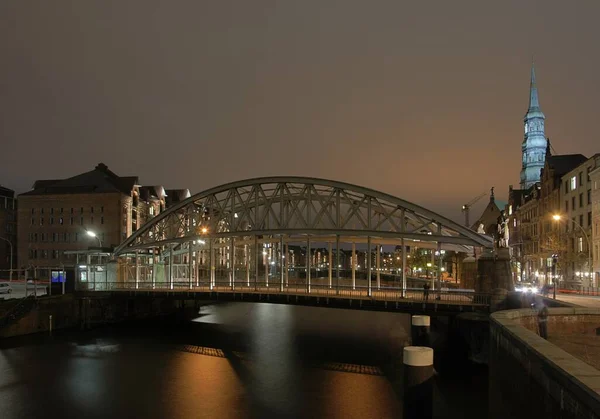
[20, 163, 139, 196]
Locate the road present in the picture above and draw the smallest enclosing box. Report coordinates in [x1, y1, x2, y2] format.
[0, 282, 48, 300]
[554, 293, 600, 308]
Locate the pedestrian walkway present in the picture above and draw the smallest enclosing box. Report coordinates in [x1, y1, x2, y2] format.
[554, 293, 600, 308]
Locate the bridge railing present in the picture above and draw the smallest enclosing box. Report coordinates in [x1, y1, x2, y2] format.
[81, 280, 490, 307]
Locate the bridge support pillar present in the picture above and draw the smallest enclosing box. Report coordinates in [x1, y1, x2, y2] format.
[169, 246, 174, 290]
[230, 237, 235, 291]
[135, 250, 139, 290]
[265, 243, 269, 287]
[284, 243, 289, 287]
[280, 236, 284, 292]
[189, 243, 193, 290]
[209, 239, 214, 290]
[401, 238, 407, 298]
[245, 244, 250, 287]
[376, 244, 380, 290]
[336, 235, 340, 295]
[328, 242, 332, 289]
[351, 242, 356, 290]
[152, 248, 156, 289]
[367, 237, 372, 297]
[254, 236, 259, 291]
[307, 236, 311, 293]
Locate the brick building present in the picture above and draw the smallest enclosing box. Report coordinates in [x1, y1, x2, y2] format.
[0, 186, 17, 278]
[17, 163, 183, 279]
[590, 165, 600, 283]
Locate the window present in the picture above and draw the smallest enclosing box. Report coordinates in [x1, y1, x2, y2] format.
[52, 233, 57, 242]
[570, 176, 577, 190]
[52, 250, 59, 259]
[31, 218, 34, 226]
[579, 172, 583, 187]
[101, 206, 104, 213]
[60, 208, 63, 214]
[578, 237, 584, 253]
[91, 207, 94, 213]
[59, 217, 63, 225]
[70, 208, 74, 214]
[588, 212, 592, 227]
[91, 216, 94, 224]
[579, 214, 584, 228]
[70, 217, 74, 225]
[41, 233, 46, 242]
[74, 233, 78, 242]
[80, 207, 83, 214]
[80, 217, 83, 225]
[588, 167, 592, 182]
[41, 208, 44, 214]
[40, 218, 44, 226]
[31, 208, 34, 215]
[50, 208, 54, 215]
[588, 189, 592, 204]
[64, 232, 68, 242]
[572, 197, 576, 211]
[34, 233, 37, 242]
[50, 217, 54, 225]
[101, 216, 104, 225]
[580, 193, 583, 207]
[565, 181, 568, 194]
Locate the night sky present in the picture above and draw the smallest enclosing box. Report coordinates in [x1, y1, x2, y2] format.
[1, 1, 599, 222]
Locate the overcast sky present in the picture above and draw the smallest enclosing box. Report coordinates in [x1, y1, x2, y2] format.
[1, 1, 598, 222]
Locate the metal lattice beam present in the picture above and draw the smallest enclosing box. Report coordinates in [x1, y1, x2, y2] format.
[114, 177, 492, 255]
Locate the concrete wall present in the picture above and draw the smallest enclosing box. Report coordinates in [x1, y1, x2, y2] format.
[0, 295, 78, 338]
[489, 308, 600, 419]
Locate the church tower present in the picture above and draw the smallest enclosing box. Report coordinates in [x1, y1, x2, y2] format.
[520, 63, 547, 189]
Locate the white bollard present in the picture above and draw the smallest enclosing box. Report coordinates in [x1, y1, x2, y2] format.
[403, 346, 434, 419]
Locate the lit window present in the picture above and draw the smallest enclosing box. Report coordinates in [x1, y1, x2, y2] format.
[570, 176, 577, 190]
[578, 237, 584, 253]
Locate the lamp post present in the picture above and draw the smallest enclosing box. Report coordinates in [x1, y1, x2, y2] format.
[552, 214, 592, 287]
[86, 230, 103, 247]
[0, 236, 13, 281]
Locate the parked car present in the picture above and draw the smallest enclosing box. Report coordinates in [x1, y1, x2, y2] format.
[515, 282, 538, 293]
[0, 282, 13, 294]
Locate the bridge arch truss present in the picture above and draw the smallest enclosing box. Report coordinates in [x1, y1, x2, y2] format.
[108, 177, 491, 295]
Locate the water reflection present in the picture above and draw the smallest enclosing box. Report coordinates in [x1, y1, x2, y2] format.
[0, 302, 485, 418]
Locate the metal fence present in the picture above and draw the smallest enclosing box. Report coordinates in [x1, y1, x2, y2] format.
[86, 279, 490, 307]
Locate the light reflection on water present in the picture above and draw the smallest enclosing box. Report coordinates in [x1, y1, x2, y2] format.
[0, 302, 485, 418]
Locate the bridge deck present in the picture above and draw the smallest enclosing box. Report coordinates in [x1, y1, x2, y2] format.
[80, 281, 491, 313]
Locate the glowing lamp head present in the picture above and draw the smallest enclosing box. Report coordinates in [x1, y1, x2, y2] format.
[552, 214, 561, 221]
[86, 231, 97, 238]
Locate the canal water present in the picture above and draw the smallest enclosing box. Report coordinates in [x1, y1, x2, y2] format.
[0, 302, 487, 418]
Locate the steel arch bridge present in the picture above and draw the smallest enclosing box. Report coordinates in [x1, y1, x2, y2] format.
[99, 177, 492, 307]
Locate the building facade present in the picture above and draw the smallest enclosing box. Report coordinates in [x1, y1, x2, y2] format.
[521, 64, 548, 189]
[17, 163, 180, 279]
[590, 166, 600, 284]
[0, 186, 17, 277]
[558, 155, 600, 286]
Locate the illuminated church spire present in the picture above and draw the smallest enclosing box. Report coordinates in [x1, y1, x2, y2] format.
[520, 62, 547, 189]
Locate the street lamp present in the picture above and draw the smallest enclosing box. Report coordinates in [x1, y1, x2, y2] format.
[552, 214, 592, 286]
[86, 230, 103, 247]
[0, 236, 13, 281]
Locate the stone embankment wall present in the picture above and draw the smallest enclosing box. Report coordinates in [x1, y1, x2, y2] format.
[0, 294, 197, 338]
[489, 308, 600, 419]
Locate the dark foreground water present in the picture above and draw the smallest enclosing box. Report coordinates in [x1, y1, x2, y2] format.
[0, 302, 487, 418]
